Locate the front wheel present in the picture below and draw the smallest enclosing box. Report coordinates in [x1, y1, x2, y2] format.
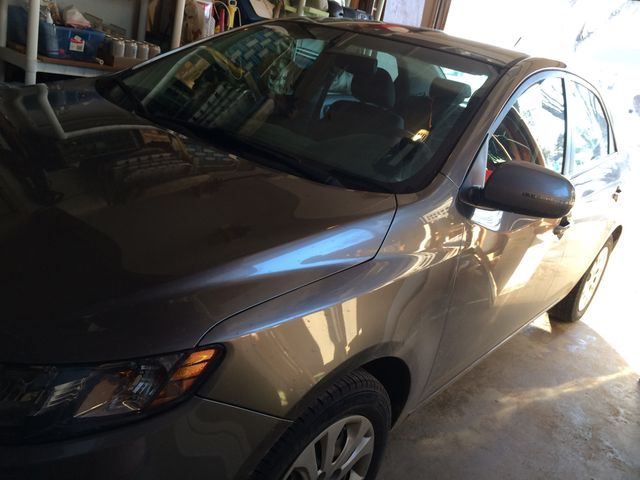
[550, 237, 613, 323]
[251, 370, 392, 480]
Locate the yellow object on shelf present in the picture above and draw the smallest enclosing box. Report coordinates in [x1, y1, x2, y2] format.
[227, 0, 238, 28]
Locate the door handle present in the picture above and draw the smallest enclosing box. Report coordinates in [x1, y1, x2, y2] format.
[613, 186, 622, 202]
[553, 216, 571, 238]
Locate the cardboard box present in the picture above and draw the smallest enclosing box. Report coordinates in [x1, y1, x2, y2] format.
[103, 55, 146, 69]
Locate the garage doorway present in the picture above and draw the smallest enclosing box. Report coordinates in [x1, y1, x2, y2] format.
[444, 0, 640, 373]
[444, 0, 640, 149]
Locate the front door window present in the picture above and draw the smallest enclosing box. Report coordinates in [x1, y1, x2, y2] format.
[487, 77, 566, 179]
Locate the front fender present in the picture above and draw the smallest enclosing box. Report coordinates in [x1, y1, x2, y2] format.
[196, 175, 464, 420]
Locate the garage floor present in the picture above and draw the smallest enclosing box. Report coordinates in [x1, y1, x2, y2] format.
[380, 163, 640, 479]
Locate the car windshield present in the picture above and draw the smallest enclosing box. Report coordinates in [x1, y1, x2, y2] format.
[100, 21, 498, 193]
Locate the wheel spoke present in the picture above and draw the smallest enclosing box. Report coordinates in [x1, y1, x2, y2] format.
[336, 434, 373, 479]
[285, 442, 321, 480]
[319, 420, 342, 473]
[333, 419, 371, 469]
[283, 415, 375, 480]
[578, 246, 609, 312]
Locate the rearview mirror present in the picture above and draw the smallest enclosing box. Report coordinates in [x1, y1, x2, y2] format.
[463, 162, 575, 218]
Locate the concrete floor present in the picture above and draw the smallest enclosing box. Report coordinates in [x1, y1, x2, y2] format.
[380, 169, 640, 479]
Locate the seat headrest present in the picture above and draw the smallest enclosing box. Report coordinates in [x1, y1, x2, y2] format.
[351, 69, 395, 109]
[331, 52, 378, 75]
[429, 77, 472, 107]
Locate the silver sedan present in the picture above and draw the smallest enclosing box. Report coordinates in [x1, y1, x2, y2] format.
[0, 18, 628, 480]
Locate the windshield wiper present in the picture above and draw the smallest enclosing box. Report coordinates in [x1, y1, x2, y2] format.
[99, 76, 149, 116]
[144, 113, 207, 139]
[236, 139, 349, 187]
[323, 167, 393, 194]
[131, 115, 392, 193]
[136, 116, 343, 185]
[248, 143, 393, 193]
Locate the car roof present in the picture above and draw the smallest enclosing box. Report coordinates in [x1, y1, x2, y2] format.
[283, 17, 533, 68]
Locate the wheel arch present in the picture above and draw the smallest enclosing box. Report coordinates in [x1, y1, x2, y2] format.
[283, 346, 413, 427]
[611, 225, 623, 248]
[360, 356, 411, 426]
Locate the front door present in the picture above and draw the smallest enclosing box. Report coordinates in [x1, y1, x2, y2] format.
[426, 74, 569, 392]
[548, 77, 625, 304]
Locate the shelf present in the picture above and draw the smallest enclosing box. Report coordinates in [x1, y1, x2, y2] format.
[0, 0, 185, 85]
[283, 3, 329, 18]
[0, 46, 122, 78]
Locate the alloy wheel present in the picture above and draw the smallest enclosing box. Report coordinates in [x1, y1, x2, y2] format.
[283, 415, 375, 480]
[578, 246, 609, 312]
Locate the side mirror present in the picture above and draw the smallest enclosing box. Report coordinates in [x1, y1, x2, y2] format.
[464, 161, 575, 218]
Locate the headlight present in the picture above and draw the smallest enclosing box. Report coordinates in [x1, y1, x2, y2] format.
[0, 347, 222, 444]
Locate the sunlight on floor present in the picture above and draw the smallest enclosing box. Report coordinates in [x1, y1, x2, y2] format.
[582, 164, 640, 374]
[495, 368, 635, 417]
[582, 254, 640, 374]
[530, 314, 553, 333]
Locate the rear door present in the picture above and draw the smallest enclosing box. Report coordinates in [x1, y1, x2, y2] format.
[548, 77, 625, 303]
[426, 73, 570, 392]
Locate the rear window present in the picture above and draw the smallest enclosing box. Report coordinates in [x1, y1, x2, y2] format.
[110, 22, 498, 192]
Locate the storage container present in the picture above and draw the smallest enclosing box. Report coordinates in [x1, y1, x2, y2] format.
[136, 42, 149, 60]
[53, 27, 105, 61]
[148, 44, 162, 59]
[124, 40, 138, 59]
[110, 38, 126, 58]
[7, 5, 105, 61]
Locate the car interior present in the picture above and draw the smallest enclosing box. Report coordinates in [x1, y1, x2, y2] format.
[116, 25, 488, 188]
[487, 105, 547, 182]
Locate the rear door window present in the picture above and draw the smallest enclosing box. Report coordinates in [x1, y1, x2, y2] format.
[568, 81, 611, 174]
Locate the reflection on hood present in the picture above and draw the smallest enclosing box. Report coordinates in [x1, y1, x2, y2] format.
[0, 80, 396, 363]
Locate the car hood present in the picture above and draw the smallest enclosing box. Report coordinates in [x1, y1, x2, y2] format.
[0, 80, 396, 364]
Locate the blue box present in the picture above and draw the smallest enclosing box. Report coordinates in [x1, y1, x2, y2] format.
[52, 27, 105, 61]
[7, 5, 105, 61]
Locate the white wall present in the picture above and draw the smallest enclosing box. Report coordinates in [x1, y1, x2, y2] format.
[382, 0, 425, 26]
[59, 0, 138, 36]
[445, 0, 640, 148]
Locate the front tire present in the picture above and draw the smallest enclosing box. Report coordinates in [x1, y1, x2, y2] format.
[550, 237, 613, 323]
[251, 369, 392, 480]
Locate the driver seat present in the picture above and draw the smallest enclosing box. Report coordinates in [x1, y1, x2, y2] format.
[323, 69, 405, 136]
[428, 77, 471, 126]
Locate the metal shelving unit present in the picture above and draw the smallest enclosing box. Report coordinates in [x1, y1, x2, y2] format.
[0, 0, 187, 85]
